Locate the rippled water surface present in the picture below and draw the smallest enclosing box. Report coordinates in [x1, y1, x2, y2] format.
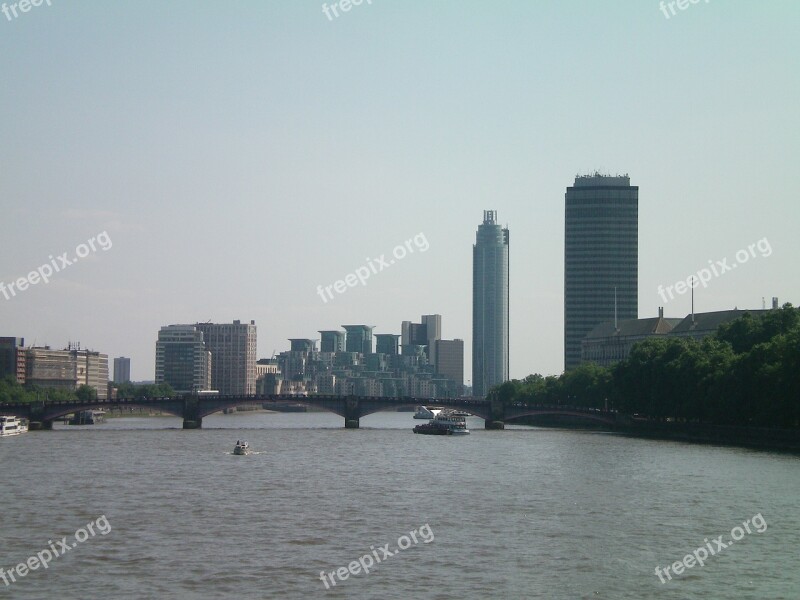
[1, 412, 799, 599]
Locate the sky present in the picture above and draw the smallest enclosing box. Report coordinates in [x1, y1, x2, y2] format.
[1, 1, 798, 384]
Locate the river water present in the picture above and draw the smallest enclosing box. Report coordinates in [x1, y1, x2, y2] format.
[0, 411, 798, 599]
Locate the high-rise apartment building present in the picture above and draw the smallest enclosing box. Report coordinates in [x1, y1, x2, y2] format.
[194, 320, 257, 395]
[319, 330, 346, 353]
[472, 210, 509, 397]
[342, 325, 374, 354]
[375, 334, 400, 355]
[564, 174, 638, 370]
[155, 325, 212, 393]
[113, 357, 131, 383]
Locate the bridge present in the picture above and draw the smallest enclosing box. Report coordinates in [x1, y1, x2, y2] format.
[0, 394, 622, 431]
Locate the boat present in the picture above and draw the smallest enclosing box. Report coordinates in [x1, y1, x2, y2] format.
[413, 406, 443, 419]
[233, 440, 251, 455]
[413, 412, 470, 435]
[68, 410, 106, 425]
[0, 416, 28, 436]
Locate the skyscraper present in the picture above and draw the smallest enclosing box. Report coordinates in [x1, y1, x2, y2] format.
[472, 210, 509, 397]
[564, 173, 638, 370]
[113, 357, 130, 383]
[194, 320, 257, 395]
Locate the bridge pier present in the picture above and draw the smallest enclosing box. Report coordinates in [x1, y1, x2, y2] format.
[344, 397, 360, 429]
[183, 395, 202, 429]
[28, 420, 53, 431]
[485, 395, 505, 430]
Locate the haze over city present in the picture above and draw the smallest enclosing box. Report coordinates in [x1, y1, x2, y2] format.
[2, 1, 798, 383]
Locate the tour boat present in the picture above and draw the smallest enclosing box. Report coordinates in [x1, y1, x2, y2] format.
[233, 440, 251, 455]
[413, 406, 443, 419]
[413, 412, 470, 435]
[0, 416, 28, 437]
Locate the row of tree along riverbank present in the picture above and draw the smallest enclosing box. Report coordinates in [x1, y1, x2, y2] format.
[496, 305, 799, 450]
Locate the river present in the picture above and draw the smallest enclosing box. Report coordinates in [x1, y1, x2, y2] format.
[1, 411, 798, 599]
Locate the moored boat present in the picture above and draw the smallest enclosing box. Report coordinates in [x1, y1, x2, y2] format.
[0, 416, 28, 436]
[413, 406, 443, 419]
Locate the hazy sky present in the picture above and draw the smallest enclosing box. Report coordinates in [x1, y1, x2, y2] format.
[1, 1, 798, 383]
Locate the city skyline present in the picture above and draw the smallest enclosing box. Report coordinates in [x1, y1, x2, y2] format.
[1, 3, 797, 383]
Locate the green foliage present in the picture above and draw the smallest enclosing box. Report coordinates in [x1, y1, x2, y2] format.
[490, 306, 800, 428]
[112, 382, 175, 399]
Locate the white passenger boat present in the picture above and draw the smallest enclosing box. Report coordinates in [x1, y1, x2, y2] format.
[413, 406, 442, 419]
[0, 416, 28, 437]
[413, 412, 470, 435]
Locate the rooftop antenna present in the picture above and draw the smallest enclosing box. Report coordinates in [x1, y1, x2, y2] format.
[762, 297, 766, 310]
[691, 278, 695, 324]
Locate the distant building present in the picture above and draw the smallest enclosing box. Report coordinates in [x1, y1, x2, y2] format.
[581, 308, 769, 366]
[289, 339, 316, 353]
[565, 174, 638, 370]
[401, 315, 441, 365]
[155, 325, 212, 394]
[473, 210, 509, 397]
[195, 320, 257, 395]
[434, 339, 464, 394]
[375, 334, 400, 356]
[342, 325, 374, 354]
[0, 337, 26, 384]
[668, 309, 769, 341]
[319, 330, 345, 353]
[582, 308, 682, 367]
[26, 345, 108, 399]
[113, 357, 131, 383]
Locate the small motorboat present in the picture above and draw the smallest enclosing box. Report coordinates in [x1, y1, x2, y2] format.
[233, 440, 251, 455]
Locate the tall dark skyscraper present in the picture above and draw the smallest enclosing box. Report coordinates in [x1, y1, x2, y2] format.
[472, 210, 509, 397]
[564, 174, 638, 370]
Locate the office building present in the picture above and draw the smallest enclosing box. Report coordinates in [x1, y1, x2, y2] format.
[26, 345, 108, 399]
[472, 210, 509, 397]
[155, 325, 212, 393]
[0, 337, 26, 384]
[194, 320, 257, 395]
[564, 173, 638, 370]
[113, 357, 131, 383]
[401, 315, 441, 365]
[434, 339, 464, 394]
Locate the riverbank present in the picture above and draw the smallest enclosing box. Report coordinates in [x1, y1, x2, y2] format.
[511, 415, 800, 453]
